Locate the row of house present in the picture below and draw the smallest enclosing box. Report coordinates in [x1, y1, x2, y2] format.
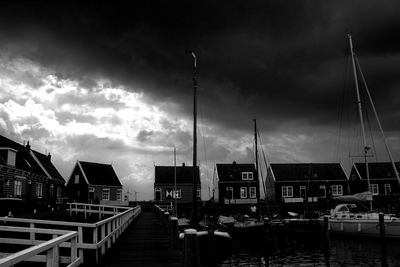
[0, 135, 125, 211]
[154, 161, 400, 207]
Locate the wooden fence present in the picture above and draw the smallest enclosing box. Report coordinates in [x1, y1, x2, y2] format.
[0, 202, 141, 266]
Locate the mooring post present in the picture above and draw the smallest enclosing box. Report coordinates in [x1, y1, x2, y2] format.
[170, 216, 178, 249]
[379, 213, 385, 238]
[164, 211, 170, 229]
[184, 229, 199, 267]
[324, 215, 329, 238]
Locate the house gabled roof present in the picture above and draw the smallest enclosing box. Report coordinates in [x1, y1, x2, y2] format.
[78, 161, 122, 186]
[154, 165, 200, 184]
[0, 135, 65, 182]
[270, 163, 348, 182]
[216, 162, 257, 182]
[352, 162, 400, 180]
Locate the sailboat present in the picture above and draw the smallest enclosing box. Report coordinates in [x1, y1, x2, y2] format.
[180, 51, 232, 264]
[218, 119, 268, 241]
[321, 33, 400, 238]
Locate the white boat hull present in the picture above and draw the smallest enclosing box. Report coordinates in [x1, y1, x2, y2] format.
[323, 218, 400, 238]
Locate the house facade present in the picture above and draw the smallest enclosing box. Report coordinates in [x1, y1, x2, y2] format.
[66, 161, 124, 205]
[154, 164, 201, 206]
[267, 163, 349, 204]
[0, 135, 65, 209]
[216, 162, 259, 205]
[349, 162, 400, 203]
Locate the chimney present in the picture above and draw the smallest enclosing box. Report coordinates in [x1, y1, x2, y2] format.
[25, 141, 31, 151]
[47, 153, 51, 161]
[182, 163, 185, 167]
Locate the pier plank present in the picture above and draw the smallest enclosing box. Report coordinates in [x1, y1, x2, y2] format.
[97, 210, 183, 267]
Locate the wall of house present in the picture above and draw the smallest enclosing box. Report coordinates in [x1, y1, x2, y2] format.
[218, 181, 259, 205]
[154, 183, 200, 204]
[274, 180, 350, 203]
[66, 165, 88, 202]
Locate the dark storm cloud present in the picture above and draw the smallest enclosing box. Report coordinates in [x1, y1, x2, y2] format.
[0, 0, 399, 134]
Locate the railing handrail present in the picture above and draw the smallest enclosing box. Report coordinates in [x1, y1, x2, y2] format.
[0, 225, 73, 235]
[68, 202, 131, 210]
[94, 206, 140, 227]
[0, 230, 77, 267]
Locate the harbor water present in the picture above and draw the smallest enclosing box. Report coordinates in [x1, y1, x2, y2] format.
[218, 234, 400, 266]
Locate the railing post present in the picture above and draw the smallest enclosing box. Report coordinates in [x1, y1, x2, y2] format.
[84, 205, 87, 220]
[107, 221, 111, 249]
[46, 247, 55, 267]
[93, 227, 99, 263]
[78, 226, 84, 263]
[184, 229, 199, 267]
[101, 224, 106, 255]
[170, 216, 178, 249]
[71, 235, 78, 263]
[30, 223, 35, 241]
[69, 203, 72, 217]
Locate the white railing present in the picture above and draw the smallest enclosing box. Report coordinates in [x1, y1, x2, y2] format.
[0, 226, 80, 267]
[0, 203, 141, 265]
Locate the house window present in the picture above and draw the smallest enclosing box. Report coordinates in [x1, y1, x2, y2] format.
[50, 184, 54, 197]
[36, 183, 43, 199]
[197, 188, 201, 198]
[74, 174, 79, 184]
[14, 180, 22, 198]
[249, 187, 256, 199]
[89, 187, 95, 193]
[331, 185, 343, 196]
[300, 186, 307, 198]
[240, 187, 247, 198]
[319, 185, 326, 198]
[370, 184, 379, 195]
[155, 188, 161, 201]
[282, 186, 293, 198]
[242, 172, 254, 180]
[226, 187, 233, 199]
[102, 188, 110, 200]
[174, 189, 182, 199]
[57, 186, 61, 198]
[385, 184, 391, 195]
[116, 189, 122, 201]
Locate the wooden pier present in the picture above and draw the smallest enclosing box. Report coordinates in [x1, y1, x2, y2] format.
[97, 208, 183, 267]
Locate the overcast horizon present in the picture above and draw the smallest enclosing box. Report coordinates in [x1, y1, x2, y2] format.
[1, 1, 400, 200]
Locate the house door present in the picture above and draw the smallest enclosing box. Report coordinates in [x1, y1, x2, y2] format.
[300, 186, 307, 201]
[155, 188, 161, 201]
[226, 187, 233, 199]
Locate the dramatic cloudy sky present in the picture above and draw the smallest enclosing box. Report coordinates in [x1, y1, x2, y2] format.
[1, 1, 400, 200]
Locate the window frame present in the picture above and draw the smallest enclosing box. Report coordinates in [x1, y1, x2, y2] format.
[331, 185, 343, 196]
[14, 180, 22, 198]
[116, 189, 122, 201]
[174, 189, 182, 199]
[282, 186, 293, 198]
[74, 174, 79, 184]
[370, 184, 379, 195]
[242, 172, 254, 180]
[36, 182, 43, 199]
[102, 188, 110, 201]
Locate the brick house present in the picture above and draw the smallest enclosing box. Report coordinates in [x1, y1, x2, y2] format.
[267, 163, 349, 204]
[0, 135, 65, 210]
[349, 162, 400, 205]
[154, 164, 201, 206]
[66, 161, 124, 205]
[216, 162, 259, 205]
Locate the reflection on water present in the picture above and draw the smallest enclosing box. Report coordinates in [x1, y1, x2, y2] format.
[219, 234, 400, 266]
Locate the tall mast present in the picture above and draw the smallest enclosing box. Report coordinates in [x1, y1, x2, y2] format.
[186, 50, 198, 222]
[254, 118, 260, 216]
[355, 57, 400, 186]
[174, 146, 177, 216]
[348, 33, 372, 211]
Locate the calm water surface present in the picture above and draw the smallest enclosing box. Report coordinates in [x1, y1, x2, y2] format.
[219, 234, 400, 266]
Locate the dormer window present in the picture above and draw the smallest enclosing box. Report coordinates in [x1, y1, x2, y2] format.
[0, 148, 17, 167]
[242, 172, 253, 180]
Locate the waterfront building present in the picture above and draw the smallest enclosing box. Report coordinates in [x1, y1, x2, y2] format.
[66, 161, 124, 205]
[267, 163, 349, 204]
[216, 162, 259, 205]
[0, 135, 65, 210]
[349, 162, 400, 206]
[153, 164, 201, 207]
